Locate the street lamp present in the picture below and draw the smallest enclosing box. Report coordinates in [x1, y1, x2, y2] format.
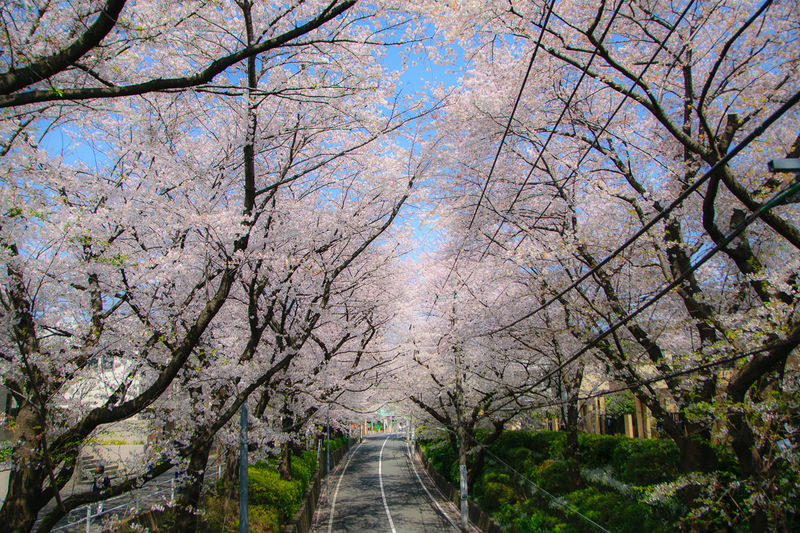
[767, 158, 800, 205]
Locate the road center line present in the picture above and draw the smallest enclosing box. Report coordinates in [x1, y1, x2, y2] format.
[379, 435, 398, 533]
[327, 440, 364, 533]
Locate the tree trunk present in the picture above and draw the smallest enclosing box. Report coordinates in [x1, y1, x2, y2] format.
[278, 441, 293, 481]
[0, 405, 51, 533]
[674, 424, 718, 474]
[728, 411, 768, 532]
[564, 398, 583, 491]
[171, 439, 213, 533]
[219, 445, 239, 498]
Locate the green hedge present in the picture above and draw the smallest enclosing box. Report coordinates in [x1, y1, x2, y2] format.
[422, 441, 458, 484]
[201, 447, 321, 532]
[496, 500, 570, 533]
[423, 430, 683, 532]
[577, 433, 625, 468]
[328, 435, 349, 452]
[477, 472, 519, 513]
[564, 487, 674, 533]
[535, 460, 572, 495]
[248, 466, 303, 523]
[290, 450, 317, 493]
[492, 430, 564, 463]
[612, 439, 679, 485]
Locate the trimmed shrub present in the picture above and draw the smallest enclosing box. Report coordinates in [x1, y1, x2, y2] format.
[328, 436, 349, 452]
[536, 460, 571, 495]
[493, 430, 540, 451]
[481, 478, 519, 513]
[612, 438, 679, 485]
[248, 505, 280, 532]
[423, 441, 457, 483]
[496, 500, 572, 533]
[493, 430, 564, 463]
[505, 446, 533, 464]
[248, 467, 302, 523]
[578, 433, 624, 468]
[290, 450, 316, 492]
[564, 487, 673, 533]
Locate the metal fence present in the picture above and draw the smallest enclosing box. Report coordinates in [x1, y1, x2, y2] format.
[50, 465, 222, 533]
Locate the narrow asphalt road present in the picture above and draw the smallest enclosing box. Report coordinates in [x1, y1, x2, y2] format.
[314, 434, 465, 533]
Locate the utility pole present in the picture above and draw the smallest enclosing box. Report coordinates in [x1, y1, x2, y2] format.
[239, 403, 248, 533]
[326, 402, 331, 494]
[450, 291, 469, 531]
[455, 345, 469, 531]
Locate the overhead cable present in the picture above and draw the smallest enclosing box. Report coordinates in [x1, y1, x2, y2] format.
[478, 0, 636, 261]
[531, 335, 800, 413]
[467, 0, 557, 231]
[440, 0, 624, 299]
[522, 173, 800, 394]
[476, 444, 612, 533]
[439, 0, 558, 294]
[485, 85, 800, 336]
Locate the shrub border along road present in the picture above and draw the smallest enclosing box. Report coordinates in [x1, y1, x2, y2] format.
[414, 441, 504, 533]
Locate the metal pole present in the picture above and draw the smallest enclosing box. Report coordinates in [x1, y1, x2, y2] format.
[452, 292, 469, 531]
[460, 462, 469, 529]
[326, 403, 331, 485]
[239, 403, 249, 533]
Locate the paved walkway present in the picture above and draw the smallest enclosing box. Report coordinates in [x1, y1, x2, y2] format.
[313, 434, 478, 533]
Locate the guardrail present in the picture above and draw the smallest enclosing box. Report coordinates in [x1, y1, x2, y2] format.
[50, 466, 221, 533]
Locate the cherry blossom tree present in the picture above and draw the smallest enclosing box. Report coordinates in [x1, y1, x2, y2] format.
[423, 0, 799, 529]
[0, 1, 433, 531]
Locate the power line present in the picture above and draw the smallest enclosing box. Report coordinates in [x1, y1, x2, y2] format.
[477, 0, 637, 262]
[439, 0, 626, 305]
[439, 0, 557, 295]
[467, 0, 557, 231]
[522, 174, 800, 394]
[485, 84, 800, 336]
[514, 334, 799, 415]
[476, 443, 612, 533]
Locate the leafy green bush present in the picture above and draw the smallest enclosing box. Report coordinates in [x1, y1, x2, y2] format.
[290, 450, 316, 493]
[492, 430, 540, 451]
[505, 446, 533, 463]
[495, 500, 572, 533]
[328, 436, 349, 452]
[475, 471, 518, 513]
[423, 441, 457, 483]
[535, 460, 571, 495]
[492, 430, 564, 463]
[578, 433, 624, 468]
[564, 487, 674, 533]
[612, 439, 679, 485]
[544, 432, 567, 459]
[712, 444, 740, 477]
[248, 504, 280, 532]
[605, 390, 636, 416]
[0, 444, 11, 463]
[482, 480, 519, 513]
[248, 466, 302, 523]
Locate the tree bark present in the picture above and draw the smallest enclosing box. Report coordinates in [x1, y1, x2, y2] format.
[171, 439, 213, 533]
[0, 406, 49, 533]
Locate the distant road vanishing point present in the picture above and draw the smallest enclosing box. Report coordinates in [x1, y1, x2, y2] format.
[315, 434, 464, 533]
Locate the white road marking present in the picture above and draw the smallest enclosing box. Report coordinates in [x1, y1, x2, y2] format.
[405, 439, 462, 532]
[327, 440, 364, 533]
[379, 435, 398, 533]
